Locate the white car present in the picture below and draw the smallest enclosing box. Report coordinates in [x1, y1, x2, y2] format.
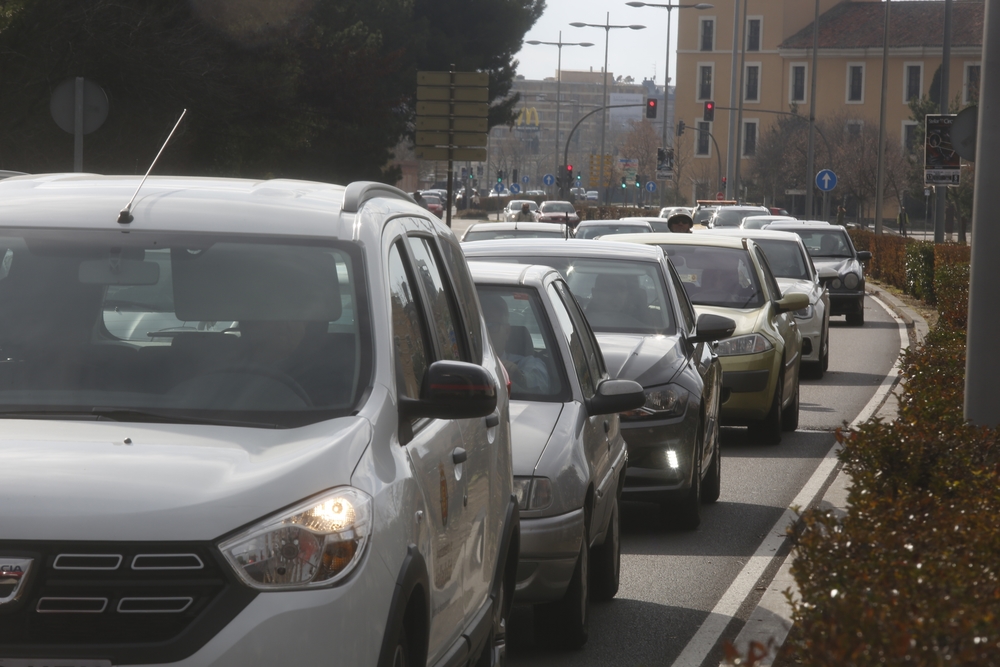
[0, 175, 518, 667]
[503, 199, 539, 221]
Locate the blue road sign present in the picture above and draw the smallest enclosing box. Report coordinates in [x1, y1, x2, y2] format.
[542, 173, 555, 186]
[816, 169, 838, 192]
[509, 183, 521, 194]
[645, 181, 657, 193]
[494, 183, 504, 193]
[522, 175, 530, 184]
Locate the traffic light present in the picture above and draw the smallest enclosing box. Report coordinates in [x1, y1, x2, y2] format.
[566, 164, 573, 181]
[646, 98, 658, 119]
[677, 120, 686, 136]
[496, 170, 503, 183]
[621, 176, 627, 189]
[721, 176, 727, 188]
[635, 175, 641, 189]
[703, 101, 715, 122]
[512, 169, 519, 183]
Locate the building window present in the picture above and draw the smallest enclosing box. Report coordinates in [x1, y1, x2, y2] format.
[743, 120, 758, 157]
[745, 64, 760, 102]
[902, 122, 919, 154]
[847, 64, 864, 103]
[746, 18, 762, 52]
[700, 18, 714, 51]
[904, 63, 923, 102]
[698, 64, 714, 101]
[790, 63, 807, 103]
[696, 121, 711, 156]
[965, 62, 982, 104]
[846, 120, 863, 138]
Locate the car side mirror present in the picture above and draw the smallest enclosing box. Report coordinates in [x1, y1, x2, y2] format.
[689, 313, 736, 343]
[857, 250, 872, 261]
[585, 379, 645, 416]
[399, 360, 498, 421]
[775, 292, 810, 313]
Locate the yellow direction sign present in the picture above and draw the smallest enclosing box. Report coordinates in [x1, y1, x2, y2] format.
[415, 147, 487, 161]
[416, 116, 488, 132]
[417, 101, 489, 118]
[417, 86, 489, 102]
[417, 71, 490, 87]
[415, 131, 488, 147]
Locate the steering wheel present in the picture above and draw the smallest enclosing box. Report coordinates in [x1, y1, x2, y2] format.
[198, 365, 314, 407]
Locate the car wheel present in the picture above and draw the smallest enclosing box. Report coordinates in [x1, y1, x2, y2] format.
[590, 496, 620, 602]
[701, 421, 721, 504]
[821, 328, 830, 372]
[536, 526, 589, 648]
[782, 375, 800, 432]
[390, 625, 411, 667]
[748, 373, 782, 445]
[670, 432, 702, 530]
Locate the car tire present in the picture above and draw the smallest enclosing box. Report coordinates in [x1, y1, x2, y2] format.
[782, 375, 800, 432]
[590, 496, 620, 602]
[748, 373, 782, 445]
[536, 527, 589, 648]
[390, 624, 411, 667]
[821, 327, 830, 373]
[670, 433, 702, 530]
[701, 422, 721, 504]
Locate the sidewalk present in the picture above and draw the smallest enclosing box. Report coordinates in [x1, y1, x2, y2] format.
[723, 286, 929, 666]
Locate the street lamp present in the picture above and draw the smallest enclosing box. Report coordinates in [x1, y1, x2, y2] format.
[570, 13, 645, 203]
[525, 33, 594, 194]
[626, 2, 712, 205]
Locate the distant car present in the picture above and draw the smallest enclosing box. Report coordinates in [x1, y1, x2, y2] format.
[741, 215, 797, 229]
[574, 219, 653, 239]
[570, 187, 587, 200]
[421, 193, 444, 218]
[585, 190, 599, 201]
[504, 199, 540, 221]
[469, 261, 645, 647]
[707, 205, 770, 228]
[704, 228, 831, 377]
[769, 207, 790, 216]
[462, 222, 570, 242]
[488, 188, 510, 197]
[692, 206, 718, 227]
[537, 200, 581, 227]
[618, 216, 672, 233]
[659, 206, 692, 219]
[767, 222, 871, 326]
[526, 189, 546, 197]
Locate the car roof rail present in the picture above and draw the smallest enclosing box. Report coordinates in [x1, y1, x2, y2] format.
[343, 181, 414, 213]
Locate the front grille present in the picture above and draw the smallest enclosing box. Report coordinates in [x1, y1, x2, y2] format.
[0, 540, 256, 664]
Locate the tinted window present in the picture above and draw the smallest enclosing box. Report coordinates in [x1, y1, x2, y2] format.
[550, 281, 606, 397]
[407, 236, 464, 361]
[662, 244, 765, 309]
[389, 242, 430, 400]
[712, 208, 766, 228]
[666, 260, 697, 332]
[754, 239, 811, 280]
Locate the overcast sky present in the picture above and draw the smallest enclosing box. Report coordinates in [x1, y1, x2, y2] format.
[514, 0, 689, 85]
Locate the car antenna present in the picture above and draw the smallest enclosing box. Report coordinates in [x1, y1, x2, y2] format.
[117, 109, 187, 224]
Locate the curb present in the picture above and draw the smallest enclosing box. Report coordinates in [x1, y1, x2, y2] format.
[722, 288, 929, 666]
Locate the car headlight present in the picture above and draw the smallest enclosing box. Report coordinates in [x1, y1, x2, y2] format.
[513, 476, 552, 510]
[794, 304, 814, 320]
[843, 272, 860, 289]
[830, 278, 842, 289]
[219, 487, 372, 590]
[716, 333, 774, 356]
[621, 385, 689, 419]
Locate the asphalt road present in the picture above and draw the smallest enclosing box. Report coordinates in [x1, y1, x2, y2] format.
[503, 295, 903, 667]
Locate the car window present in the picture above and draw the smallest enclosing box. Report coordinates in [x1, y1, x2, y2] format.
[754, 239, 811, 280]
[406, 236, 465, 362]
[548, 281, 600, 398]
[389, 242, 430, 400]
[540, 202, 576, 213]
[436, 235, 483, 362]
[789, 229, 853, 258]
[476, 285, 568, 402]
[662, 244, 765, 309]
[665, 259, 697, 332]
[753, 246, 783, 300]
[693, 208, 716, 225]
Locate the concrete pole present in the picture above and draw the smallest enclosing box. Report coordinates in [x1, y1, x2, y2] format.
[874, 0, 891, 235]
[556, 33, 563, 184]
[935, 0, 953, 243]
[734, 0, 748, 202]
[661, 7, 674, 206]
[965, 0, 1000, 425]
[600, 13, 610, 204]
[725, 0, 740, 199]
[805, 0, 820, 218]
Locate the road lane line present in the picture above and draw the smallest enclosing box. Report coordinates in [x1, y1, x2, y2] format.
[670, 296, 907, 667]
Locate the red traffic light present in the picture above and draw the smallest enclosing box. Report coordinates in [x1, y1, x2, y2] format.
[703, 101, 715, 122]
[646, 98, 658, 119]
[567, 164, 573, 173]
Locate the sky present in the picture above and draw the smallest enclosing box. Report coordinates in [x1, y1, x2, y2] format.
[513, 0, 690, 85]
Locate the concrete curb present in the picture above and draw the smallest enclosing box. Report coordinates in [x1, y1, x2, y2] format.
[723, 288, 929, 666]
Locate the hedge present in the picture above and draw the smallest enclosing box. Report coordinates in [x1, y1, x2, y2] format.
[905, 241, 936, 302]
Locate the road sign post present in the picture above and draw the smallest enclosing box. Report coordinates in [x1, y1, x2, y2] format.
[816, 169, 837, 222]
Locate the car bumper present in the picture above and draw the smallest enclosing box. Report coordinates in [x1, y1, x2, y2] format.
[514, 508, 585, 604]
[718, 349, 778, 423]
[795, 313, 824, 363]
[619, 409, 699, 502]
[829, 289, 865, 315]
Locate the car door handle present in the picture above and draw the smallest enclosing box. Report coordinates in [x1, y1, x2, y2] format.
[452, 448, 467, 464]
[485, 413, 500, 428]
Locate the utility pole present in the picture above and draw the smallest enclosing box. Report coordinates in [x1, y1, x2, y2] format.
[734, 0, 749, 202]
[935, 0, 953, 243]
[874, 0, 891, 234]
[805, 0, 820, 218]
[725, 0, 741, 200]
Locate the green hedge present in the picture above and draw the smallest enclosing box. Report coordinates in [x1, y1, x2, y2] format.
[905, 241, 936, 302]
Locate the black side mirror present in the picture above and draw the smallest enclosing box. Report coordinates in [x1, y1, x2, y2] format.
[857, 250, 872, 261]
[585, 379, 645, 416]
[399, 360, 498, 421]
[689, 313, 736, 343]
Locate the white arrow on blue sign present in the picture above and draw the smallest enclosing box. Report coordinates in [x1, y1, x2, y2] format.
[494, 183, 504, 193]
[509, 183, 521, 194]
[816, 169, 838, 192]
[542, 173, 555, 186]
[645, 181, 657, 193]
[522, 175, 530, 184]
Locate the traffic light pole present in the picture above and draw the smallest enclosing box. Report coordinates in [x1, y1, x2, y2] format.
[562, 103, 646, 199]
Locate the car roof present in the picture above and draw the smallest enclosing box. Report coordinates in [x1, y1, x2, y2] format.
[616, 217, 664, 223]
[577, 218, 650, 226]
[767, 220, 832, 227]
[466, 222, 566, 232]
[701, 228, 806, 242]
[0, 174, 419, 238]
[462, 237, 667, 262]
[608, 232, 749, 250]
[467, 260, 558, 287]
[540, 200, 574, 206]
[506, 199, 537, 206]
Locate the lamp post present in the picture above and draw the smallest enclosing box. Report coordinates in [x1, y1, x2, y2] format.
[570, 13, 646, 204]
[625, 2, 712, 205]
[525, 33, 594, 193]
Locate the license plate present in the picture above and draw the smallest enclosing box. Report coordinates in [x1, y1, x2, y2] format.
[0, 661, 112, 667]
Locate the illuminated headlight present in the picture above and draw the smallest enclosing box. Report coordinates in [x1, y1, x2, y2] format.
[219, 487, 371, 590]
[794, 304, 814, 320]
[843, 272, 860, 289]
[716, 333, 774, 356]
[513, 476, 552, 510]
[621, 385, 688, 419]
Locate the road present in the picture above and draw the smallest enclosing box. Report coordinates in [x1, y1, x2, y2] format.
[500, 295, 902, 667]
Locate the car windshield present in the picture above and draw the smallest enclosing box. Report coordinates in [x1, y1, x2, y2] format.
[475, 286, 568, 402]
[712, 208, 764, 227]
[648, 220, 671, 233]
[575, 224, 650, 239]
[0, 230, 369, 428]
[508, 200, 538, 211]
[693, 208, 716, 225]
[476, 256, 675, 335]
[754, 239, 811, 280]
[787, 229, 853, 258]
[422, 195, 441, 206]
[661, 245, 765, 309]
[541, 202, 576, 213]
[463, 229, 566, 242]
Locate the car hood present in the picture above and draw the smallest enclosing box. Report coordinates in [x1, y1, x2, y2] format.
[811, 257, 861, 276]
[0, 417, 372, 542]
[595, 333, 687, 387]
[509, 401, 563, 475]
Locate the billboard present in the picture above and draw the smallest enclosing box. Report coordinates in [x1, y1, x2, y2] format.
[924, 114, 961, 186]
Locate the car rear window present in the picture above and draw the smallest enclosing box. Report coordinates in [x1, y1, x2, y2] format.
[540, 202, 576, 213]
[661, 244, 765, 309]
[753, 239, 811, 280]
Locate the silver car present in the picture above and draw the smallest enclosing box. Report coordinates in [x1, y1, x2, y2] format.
[503, 199, 540, 221]
[470, 262, 644, 648]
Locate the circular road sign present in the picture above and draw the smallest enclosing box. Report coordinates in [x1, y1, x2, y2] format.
[494, 183, 504, 193]
[50, 77, 109, 135]
[645, 181, 657, 193]
[716, 191, 725, 200]
[816, 169, 838, 192]
[542, 173, 555, 186]
[509, 183, 521, 194]
[522, 175, 530, 184]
